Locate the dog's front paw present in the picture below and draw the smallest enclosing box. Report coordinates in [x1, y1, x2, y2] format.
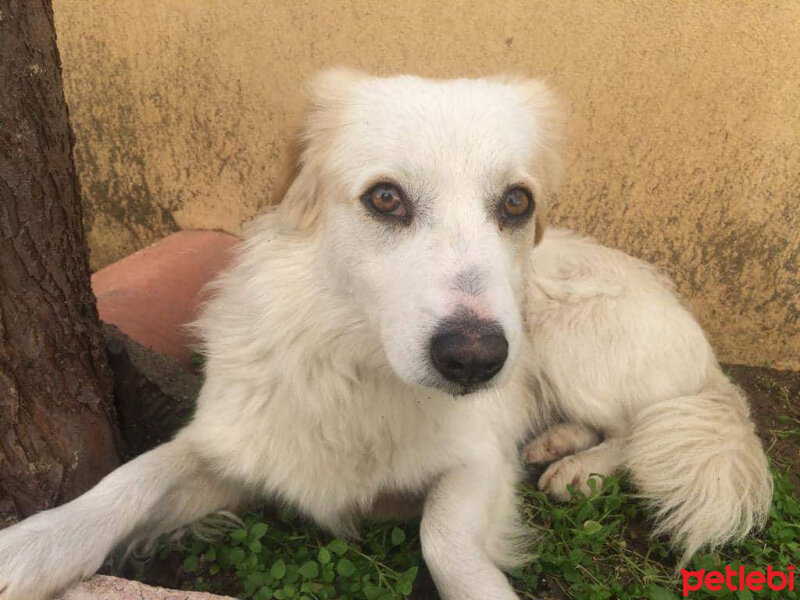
[537, 453, 606, 501]
[0, 513, 104, 600]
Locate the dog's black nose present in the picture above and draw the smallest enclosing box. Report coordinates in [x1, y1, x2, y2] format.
[430, 321, 508, 388]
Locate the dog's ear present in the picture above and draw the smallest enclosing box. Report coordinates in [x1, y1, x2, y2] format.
[306, 67, 367, 114]
[499, 78, 565, 245]
[273, 68, 368, 231]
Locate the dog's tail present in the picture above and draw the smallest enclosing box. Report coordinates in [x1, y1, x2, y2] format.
[0, 436, 241, 600]
[624, 371, 772, 563]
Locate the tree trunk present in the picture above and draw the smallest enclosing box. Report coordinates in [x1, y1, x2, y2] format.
[0, 0, 121, 526]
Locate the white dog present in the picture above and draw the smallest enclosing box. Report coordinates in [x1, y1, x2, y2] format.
[0, 70, 771, 600]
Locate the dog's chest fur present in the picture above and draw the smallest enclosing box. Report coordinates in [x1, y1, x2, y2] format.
[187, 228, 529, 531]
[189, 360, 519, 532]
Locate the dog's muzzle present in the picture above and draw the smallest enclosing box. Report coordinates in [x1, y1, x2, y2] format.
[430, 317, 508, 389]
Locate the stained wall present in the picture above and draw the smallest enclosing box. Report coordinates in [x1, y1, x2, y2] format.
[52, 1, 800, 369]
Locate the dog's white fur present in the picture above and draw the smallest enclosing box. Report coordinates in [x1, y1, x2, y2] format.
[0, 70, 771, 600]
[522, 229, 772, 561]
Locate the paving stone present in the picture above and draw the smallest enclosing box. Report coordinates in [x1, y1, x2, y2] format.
[61, 575, 235, 599]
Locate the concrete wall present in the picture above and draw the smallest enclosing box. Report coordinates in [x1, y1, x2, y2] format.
[52, 0, 799, 369]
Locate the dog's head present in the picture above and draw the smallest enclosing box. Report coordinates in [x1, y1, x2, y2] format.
[276, 69, 563, 395]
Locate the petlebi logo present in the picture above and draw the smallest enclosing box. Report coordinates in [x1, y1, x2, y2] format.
[681, 564, 795, 596]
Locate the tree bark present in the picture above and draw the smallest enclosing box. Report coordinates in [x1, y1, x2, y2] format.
[0, 0, 121, 526]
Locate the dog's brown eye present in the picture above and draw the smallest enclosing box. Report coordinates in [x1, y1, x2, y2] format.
[362, 183, 409, 222]
[500, 187, 534, 223]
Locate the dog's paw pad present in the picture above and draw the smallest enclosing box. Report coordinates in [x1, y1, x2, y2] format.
[522, 424, 602, 466]
[522, 437, 562, 464]
[537, 455, 600, 501]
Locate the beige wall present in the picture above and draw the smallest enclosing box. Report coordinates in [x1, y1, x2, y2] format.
[53, 1, 799, 370]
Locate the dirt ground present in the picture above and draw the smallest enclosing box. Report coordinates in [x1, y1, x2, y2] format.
[724, 363, 800, 478]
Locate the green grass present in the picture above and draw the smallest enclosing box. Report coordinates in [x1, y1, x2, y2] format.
[145, 465, 798, 600]
[148, 508, 421, 600]
[514, 468, 799, 599]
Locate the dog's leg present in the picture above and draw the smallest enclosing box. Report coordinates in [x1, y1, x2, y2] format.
[421, 461, 521, 600]
[0, 435, 243, 600]
[522, 422, 601, 465]
[537, 437, 624, 501]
